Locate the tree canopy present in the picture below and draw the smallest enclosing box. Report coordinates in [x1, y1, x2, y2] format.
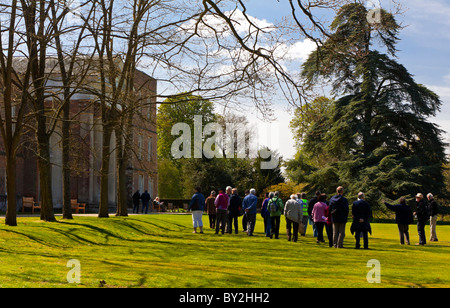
[287, 3, 448, 207]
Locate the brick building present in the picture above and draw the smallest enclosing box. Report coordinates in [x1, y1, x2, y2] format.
[0, 60, 158, 212]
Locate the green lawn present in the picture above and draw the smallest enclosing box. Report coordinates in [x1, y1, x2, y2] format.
[0, 214, 448, 288]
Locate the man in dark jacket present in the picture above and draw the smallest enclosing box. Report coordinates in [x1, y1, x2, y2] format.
[307, 190, 321, 238]
[384, 198, 414, 245]
[329, 186, 349, 248]
[414, 193, 428, 245]
[227, 188, 242, 234]
[141, 190, 151, 214]
[351, 192, 372, 249]
[132, 190, 141, 214]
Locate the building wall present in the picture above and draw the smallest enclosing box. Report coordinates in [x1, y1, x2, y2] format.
[0, 69, 158, 211]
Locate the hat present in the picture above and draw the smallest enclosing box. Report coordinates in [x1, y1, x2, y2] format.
[415, 193, 423, 199]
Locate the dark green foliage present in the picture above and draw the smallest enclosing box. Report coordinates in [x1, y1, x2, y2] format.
[287, 3, 448, 207]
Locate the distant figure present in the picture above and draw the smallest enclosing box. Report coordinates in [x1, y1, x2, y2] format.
[214, 188, 229, 235]
[427, 193, 439, 242]
[269, 191, 284, 239]
[242, 189, 250, 232]
[284, 194, 302, 242]
[312, 193, 328, 244]
[329, 186, 349, 248]
[351, 192, 372, 249]
[384, 198, 414, 245]
[132, 190, 141, 214]
[414, 193, 428, 245]
[261, 192, 272, 237]
[228, 188, 242, 234]
[242, 189, 258, 236]
[206, 191, 217, 229]
[141, 190, 151, 214]
[153, 197, 165, 212]
[188, 187, 205, 234]
[308, 191, 322, 237]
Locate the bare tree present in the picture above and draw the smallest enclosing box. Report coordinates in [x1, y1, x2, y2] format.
[0, 0, 32, 226]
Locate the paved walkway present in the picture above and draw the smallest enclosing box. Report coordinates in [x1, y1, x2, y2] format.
[0, 211, 189, 218]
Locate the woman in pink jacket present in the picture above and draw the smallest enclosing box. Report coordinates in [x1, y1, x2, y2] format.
[312, 193, 328, 244]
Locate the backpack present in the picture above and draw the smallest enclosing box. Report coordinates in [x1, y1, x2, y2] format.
[261, 198, 270, 218]
[269, 198, 279, 213]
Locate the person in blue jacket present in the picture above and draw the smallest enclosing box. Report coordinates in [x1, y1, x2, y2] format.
[243, 188, 258, 236]
[189, 187, 206, 234]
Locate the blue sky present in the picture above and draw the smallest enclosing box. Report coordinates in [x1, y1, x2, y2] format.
[240, 0, 450, 160]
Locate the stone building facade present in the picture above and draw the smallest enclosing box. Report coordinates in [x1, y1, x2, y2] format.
[0, 64, 158, 212]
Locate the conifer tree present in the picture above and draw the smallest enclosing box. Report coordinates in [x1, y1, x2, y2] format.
[289, 3, 448, 206]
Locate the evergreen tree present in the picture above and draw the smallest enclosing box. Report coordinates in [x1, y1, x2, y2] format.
[288, 3, 447, 206]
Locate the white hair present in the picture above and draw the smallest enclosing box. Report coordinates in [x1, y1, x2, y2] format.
[427, 193, 433, 199]
[250, 188, 256, 195]
[290, 194, 298, 200]
[358, 192, 365, 199]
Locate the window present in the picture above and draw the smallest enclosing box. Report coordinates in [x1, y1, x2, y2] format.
[138, 134, 143, 160]
[138, 174, 144, 193]
[148, 176, 153, 198]
[148, 137, 153, 162]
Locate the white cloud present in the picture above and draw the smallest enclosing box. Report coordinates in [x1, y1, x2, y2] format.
[180, 9, 275, 39]
[274, 39, 317, 63]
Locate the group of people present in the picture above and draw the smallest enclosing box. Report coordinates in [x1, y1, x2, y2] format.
[188, 186, 259, 236]
[132, 190, 164, 214]
[188, 185, 441, 249]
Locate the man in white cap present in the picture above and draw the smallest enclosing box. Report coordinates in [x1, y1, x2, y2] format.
[413, 193, 428, 245]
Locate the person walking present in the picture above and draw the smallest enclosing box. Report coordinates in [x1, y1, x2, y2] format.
[427, 193, 439, 242]
[284, 194, 302, 242]
[214, 188, 229, 235]
[242, 189, 249, 233]
[324, 196, 333, 247]
[298, 193, 310, 236]
[308, 191, 321, 237]
[132, 190, 141, 214]
[350, 192, 372, 249]
[384, 198, 414, 245]
[242, 189, 258, 236]
[329, 186, 349, 248]
[206, 191, 217, 229]
[414, 193, 428, 245]
[269, 191, 284, 239]
[312, 193, 328, 244]
[188, 187, 206, 234]
[228, 188, 242, 234]
[261, 192, 272, 237]
[141, 190, 151, 214]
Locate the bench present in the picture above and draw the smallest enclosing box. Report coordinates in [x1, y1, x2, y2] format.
[22, 197, 41, 214]
[71, 199, 86, 214]
[168, 202, 179, 212]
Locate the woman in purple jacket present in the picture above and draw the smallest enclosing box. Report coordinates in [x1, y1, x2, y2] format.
[312, 193, 328, 244]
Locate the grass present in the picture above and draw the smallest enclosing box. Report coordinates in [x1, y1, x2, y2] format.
[0, 214, 449, 288]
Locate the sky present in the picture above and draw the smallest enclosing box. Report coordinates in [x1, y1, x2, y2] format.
[237, 0, 450, 161]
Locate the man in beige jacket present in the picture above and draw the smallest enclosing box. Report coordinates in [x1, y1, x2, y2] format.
[284, 194, 303, 242]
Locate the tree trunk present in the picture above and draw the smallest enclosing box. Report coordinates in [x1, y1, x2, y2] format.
[5, 153, 17, 226]
[37, 123, 56, 222]
[116, 156, 128, 217]
[98, 124, 112, 218]
[62, 97, 73, 220]
[115, 127, 129, 217]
